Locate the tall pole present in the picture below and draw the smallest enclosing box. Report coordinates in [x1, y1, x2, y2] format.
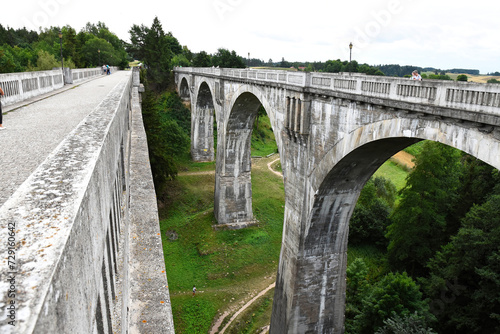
[59, 30, 65, 84]
[98, 49, 101, 67]
[349, 42, 353, 63]
[349, 42, 353, 74]
[248, 52, 250, 68]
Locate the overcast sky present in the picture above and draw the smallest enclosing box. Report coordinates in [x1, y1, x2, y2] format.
[3, 0, 500, 73]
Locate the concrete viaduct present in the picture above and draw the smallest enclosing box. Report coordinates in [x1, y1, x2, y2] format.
[174, 67, 500, 333]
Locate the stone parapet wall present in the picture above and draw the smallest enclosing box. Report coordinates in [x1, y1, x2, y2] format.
[0, 68, 173, 333]
[174, 67, 500, 119]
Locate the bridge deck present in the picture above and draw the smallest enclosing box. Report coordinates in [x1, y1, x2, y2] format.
[0, 71, 131, 207]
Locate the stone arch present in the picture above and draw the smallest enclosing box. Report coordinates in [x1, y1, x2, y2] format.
[191, 81, 216, 161]
[179, 77, 190, 101]
[223, 84, 284, 154]
[271, 116, 500, 332]
[214, 88, 278, 227]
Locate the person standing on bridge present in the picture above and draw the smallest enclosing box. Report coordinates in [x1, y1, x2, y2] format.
[0, 85, 4, 129]
[411, 70, 422, 81]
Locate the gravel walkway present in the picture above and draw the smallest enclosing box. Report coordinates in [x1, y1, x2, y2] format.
[0, 71, 131, 207]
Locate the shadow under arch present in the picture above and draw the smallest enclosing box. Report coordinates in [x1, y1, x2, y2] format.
[192, 81, 216, 161]
[179, 77, 190, 101]
[214, 89, 278, 227]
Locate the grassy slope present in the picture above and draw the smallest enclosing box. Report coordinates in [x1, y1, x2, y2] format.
[159, 114, 412, 333]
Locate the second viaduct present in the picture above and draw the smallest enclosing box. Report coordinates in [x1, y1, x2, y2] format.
[174, 67, 500, 333]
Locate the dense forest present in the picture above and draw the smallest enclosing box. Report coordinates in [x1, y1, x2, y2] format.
[346, 141, 500, 333]
[0, 23, 129, 72]
[3, 16, 499, 333]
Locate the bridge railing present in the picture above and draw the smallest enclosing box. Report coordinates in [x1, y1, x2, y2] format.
[0, 67, 119, 107]
[174, 67, 500, 116]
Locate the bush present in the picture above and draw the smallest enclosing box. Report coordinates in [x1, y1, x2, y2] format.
[353, 272, 435, 333]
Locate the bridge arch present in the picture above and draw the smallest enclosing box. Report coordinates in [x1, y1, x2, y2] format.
[272, 116, 500, 332]
[191, 80, 217, 161]
[215, 86, 280, 226]
[179, 76, 190, 101]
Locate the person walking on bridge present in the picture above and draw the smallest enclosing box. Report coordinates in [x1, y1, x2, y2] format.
[0, 85, 5, 129]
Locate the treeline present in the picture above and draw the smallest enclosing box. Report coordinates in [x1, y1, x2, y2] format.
[0, 23, 129, 73]
[376, 64, 481, 77]
[245, 57, 384, 75]
[346, 141, 500, 333]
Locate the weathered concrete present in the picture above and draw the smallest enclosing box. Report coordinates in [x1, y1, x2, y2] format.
[0, 68, 174, 333]
[174, 67, 500, 333]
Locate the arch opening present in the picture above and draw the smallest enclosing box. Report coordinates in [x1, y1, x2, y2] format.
[271, 137, 422, 333]
[179, 77, 190, 102]
[192, 81, 216, 162]
[214, 91, 280, 227]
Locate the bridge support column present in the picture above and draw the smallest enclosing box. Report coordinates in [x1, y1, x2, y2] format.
[271, 193, 351, 334]
[214, 171, 253, 227]
[214, 128, 255, 228]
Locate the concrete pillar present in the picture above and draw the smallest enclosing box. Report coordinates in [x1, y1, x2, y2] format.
[214, 92, 261, 227]
[214, 128, 254, 227]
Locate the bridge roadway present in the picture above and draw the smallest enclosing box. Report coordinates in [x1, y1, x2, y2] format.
[0, 71, 131, 207]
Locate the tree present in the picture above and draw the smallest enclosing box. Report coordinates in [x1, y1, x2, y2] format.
[386, 141, 463, 276]
[143, 17, 173, 90]
[0, 48, 18, 73]
[211, 48, 245, 68]
[192, 51, 211, 67]
[81, 37, 116, 67]
[128, 24, 149, 60]
[376, 313, 437, 334]
[345, 258, 370, 333]
[141, 90, 189, 196]
[423, 193, 500, 333]
[34, 49, 61, 70]
[353, 272, 435, 333]
[456, 74, 468, 81]
[349, 177, 395, 247]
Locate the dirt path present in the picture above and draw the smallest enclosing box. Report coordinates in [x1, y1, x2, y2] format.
[267, 156, 283, 178]
[210, 283, 276, 334]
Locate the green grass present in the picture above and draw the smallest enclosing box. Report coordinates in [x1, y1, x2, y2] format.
[373, 160, 409, 192]
[159, 158, 285, 333]
[251, 115, 278, 156]
[404, 140, 426, 158]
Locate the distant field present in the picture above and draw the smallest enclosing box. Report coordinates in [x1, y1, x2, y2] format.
[421, 71, 500, 83]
